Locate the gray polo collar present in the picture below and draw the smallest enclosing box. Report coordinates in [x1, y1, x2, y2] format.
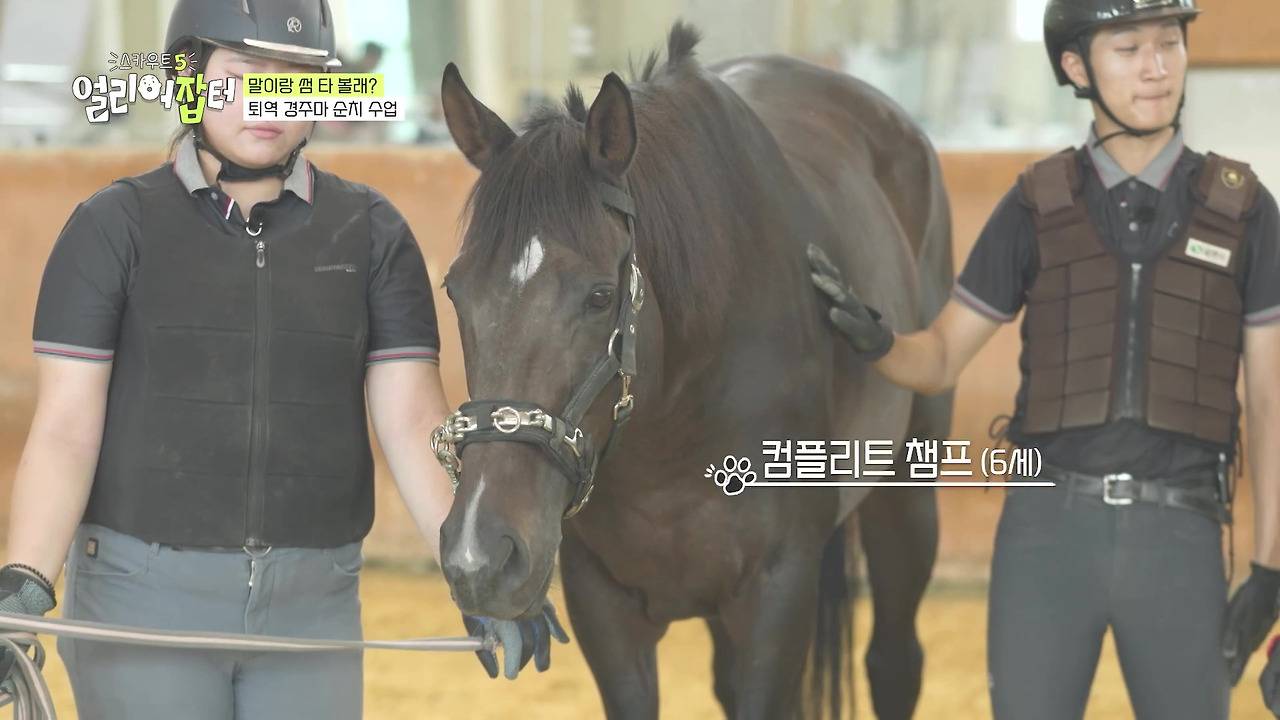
[1085, 124, 1184, 192]
[172, 132, 312, 204]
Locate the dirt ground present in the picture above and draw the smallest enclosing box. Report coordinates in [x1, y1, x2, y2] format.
[26, 566, 1274, 720]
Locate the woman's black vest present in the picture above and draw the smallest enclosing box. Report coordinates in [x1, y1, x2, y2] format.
[83, 165, 376, 548]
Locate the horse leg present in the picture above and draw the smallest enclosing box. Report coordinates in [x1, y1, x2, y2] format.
[857, 398, 943, 719]
[560, 530, 667, 720]
[707, 617, 737, 717]
[718, 547, 824, 719]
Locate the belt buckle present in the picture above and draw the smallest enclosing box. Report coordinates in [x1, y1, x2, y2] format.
[1102, 472, 1135, 506]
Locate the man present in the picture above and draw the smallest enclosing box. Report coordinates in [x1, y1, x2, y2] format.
[809, 1, 1280, 717]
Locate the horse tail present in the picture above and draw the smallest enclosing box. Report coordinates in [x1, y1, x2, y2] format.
[805, 519, 858, 719]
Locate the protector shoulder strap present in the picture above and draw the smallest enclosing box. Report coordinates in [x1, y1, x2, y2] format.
[1196, 152, 1260, 223]
[1019, 148, 1082, 218]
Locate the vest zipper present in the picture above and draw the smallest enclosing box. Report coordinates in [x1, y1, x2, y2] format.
[245, 231, 270, 548]
[1117, 261, 1143, 417]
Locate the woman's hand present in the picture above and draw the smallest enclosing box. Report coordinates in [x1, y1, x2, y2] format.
[462, 598, 570, 680]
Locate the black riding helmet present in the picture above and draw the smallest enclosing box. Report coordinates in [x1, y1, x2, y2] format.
[165, 0, 341, 181]
[1044, 0, 1200, 144]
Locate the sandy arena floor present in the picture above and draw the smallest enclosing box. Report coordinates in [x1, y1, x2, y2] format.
[26, 567, 1274, 719]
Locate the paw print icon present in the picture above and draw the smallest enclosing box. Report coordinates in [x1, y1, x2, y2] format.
[705, 455, 757, 496]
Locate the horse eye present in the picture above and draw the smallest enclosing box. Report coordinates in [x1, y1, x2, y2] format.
[588, 287, 614, 309]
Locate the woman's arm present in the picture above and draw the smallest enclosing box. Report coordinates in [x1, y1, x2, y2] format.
[365, 360, 455, 566]
[6, 357, 112, 582]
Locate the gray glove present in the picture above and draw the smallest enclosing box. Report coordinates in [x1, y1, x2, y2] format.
[807, 244, 894, 361]
[0, 565, 56, 696]
[462, 598, 570, 680]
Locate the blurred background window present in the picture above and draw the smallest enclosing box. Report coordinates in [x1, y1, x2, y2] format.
[0, 0, 1275, 177]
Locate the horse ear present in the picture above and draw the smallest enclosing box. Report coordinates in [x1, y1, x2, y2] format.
[584, 72, 637, 182]
[441, 62, 516, 171]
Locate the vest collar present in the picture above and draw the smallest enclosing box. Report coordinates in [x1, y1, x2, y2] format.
[172, 132, 313, 204]
[1085, 124, 1184, 192]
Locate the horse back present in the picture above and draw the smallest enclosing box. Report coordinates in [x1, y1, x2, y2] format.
[710, 54, 954, 329]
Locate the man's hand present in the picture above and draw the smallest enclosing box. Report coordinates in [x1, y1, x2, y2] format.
[807, 244, 894, 361]
[462, 598, 570, 680]
[1223, 562, 1280, 685]
[0, 565, 56, 695]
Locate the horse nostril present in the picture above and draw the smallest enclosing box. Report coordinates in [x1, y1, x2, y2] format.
[495, 533, 534, 588]
[497, 535, 517, 573]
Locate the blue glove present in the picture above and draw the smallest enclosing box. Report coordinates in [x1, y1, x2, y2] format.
[462, 598, 570, 680]
[0, 565, 56, 697]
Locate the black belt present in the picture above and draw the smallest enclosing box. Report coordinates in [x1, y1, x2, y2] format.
[1035, 464, 1229, 524]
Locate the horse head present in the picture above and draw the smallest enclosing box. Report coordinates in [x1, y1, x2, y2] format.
[436, 63, 661, 619]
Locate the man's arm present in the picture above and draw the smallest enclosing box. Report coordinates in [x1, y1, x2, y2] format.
[366, 360, 455, 566]
[1221, 322, 1280, 685]
[1245, 323, 1280, 568]
[875, 297, 1004, 396]
[808, 244, 1005, 395]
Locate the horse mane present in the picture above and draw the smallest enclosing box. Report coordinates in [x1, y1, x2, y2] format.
[461, 21, 764, 341]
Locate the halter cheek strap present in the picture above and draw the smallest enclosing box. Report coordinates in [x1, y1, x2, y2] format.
[430, 180, 644, 519]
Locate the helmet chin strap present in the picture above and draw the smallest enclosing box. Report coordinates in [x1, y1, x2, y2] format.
[1076, 45, 1187, 148]
[192, 127, 306, 182]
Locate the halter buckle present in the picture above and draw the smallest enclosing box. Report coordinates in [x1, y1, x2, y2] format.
[629, 263, 644, 311]
[613, 374, 634, 421]
[563, 428, 584, 459]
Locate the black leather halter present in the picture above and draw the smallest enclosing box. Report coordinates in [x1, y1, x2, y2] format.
[430, 181, 644, 519]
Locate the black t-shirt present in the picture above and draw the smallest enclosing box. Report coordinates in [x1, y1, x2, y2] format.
[954, 137, 1280, 478]
[33, 149, 440, 367]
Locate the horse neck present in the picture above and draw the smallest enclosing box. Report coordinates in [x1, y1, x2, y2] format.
[628, 76, 799, 350]
[621, 77, 836, 467]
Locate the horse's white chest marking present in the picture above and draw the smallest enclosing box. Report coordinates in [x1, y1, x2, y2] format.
[510, 235, 545, 289]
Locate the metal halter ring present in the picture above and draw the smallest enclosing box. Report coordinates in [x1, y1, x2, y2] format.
[429, 423, 462, 492]
[492, 406, 523, 434]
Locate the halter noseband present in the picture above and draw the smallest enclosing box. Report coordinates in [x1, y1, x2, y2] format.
[430, 181, 644, 519]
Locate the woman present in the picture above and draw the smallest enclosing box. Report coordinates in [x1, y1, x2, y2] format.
[808, 0, 1280, 718]
[1, 1, 563, 717]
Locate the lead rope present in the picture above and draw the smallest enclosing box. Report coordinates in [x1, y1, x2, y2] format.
[0, 612, 485, 720]
[987, 414, 1014, 487]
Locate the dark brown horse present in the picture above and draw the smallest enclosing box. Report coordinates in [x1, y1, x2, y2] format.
[436, 23, 953, 719]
